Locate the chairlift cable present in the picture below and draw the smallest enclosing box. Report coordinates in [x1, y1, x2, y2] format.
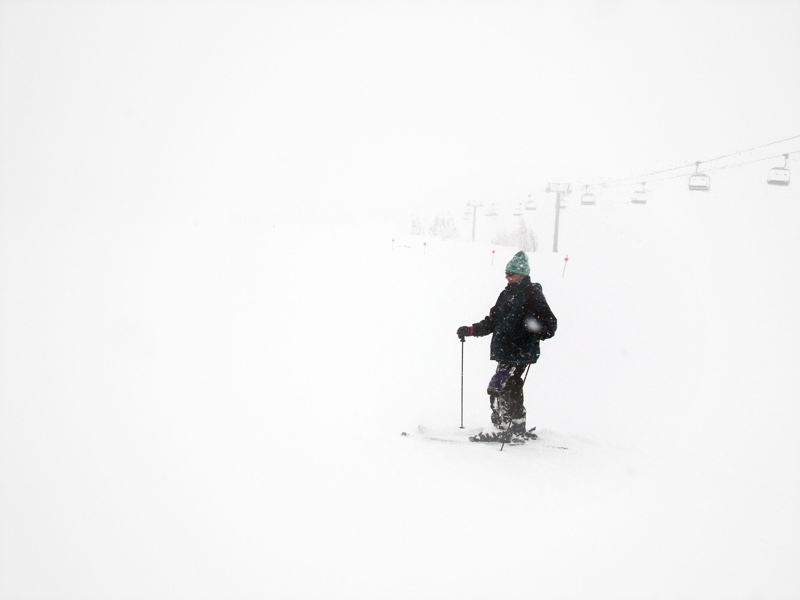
[579, 135, 800, 191]
[583, 162, 695, 190]
[657, 150, 799, 179]
[609, 149, 799, 186]
[698, 134, 800, 167]
[700, 149, 800, 173]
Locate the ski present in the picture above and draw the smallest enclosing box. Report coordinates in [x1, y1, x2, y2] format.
[402, 425, 482, 443]
[402, 426, 567, 449]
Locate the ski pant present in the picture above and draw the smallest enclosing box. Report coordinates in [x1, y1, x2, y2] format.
[487, 362, 527, 430]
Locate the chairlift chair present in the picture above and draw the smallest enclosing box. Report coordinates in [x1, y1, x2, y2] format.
[581, 186, 596, 205]
[513, 205, 523, 217]
[525, 198, 537, 210]
[486, 204, 499, 217]
[688, 162, 711, 191]
[631, 182, 648, 204]
[688, 173, 711, 191]
[767, 154, 791, 186]
[767, 168, 791, 186]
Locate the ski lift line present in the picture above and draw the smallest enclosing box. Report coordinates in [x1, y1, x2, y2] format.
[583, 162, 696, 190]
[581, 149, 800, 190]
[697, 134, 800, 167]
[650, 150, 800, 182]
[702, 150, 799, 173]
[580, 134, 800, 191]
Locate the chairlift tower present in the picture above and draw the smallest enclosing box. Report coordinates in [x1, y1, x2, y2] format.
[465, 200, 483, 242]
[546, 183, 571, 252]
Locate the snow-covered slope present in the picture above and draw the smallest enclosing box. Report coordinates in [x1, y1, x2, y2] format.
[1, 174, 799, 599]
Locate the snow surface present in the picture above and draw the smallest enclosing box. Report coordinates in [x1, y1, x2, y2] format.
[3, 0, 800, 596]
[2, 171, 800, 599]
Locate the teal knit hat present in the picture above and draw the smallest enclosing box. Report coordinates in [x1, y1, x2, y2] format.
[505, 251, 530, 276]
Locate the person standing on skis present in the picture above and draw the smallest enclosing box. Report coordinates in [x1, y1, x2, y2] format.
[456, 251, 557, 442]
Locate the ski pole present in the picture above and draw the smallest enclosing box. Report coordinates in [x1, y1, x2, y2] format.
[460, 339, 465, 428]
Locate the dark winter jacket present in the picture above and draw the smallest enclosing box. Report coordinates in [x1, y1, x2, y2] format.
[471, 277, 557, 365]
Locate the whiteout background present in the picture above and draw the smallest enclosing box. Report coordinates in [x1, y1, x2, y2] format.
[2, 1, 800, 599]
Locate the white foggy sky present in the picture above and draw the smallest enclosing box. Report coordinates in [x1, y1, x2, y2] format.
[1, 0, 799, 223]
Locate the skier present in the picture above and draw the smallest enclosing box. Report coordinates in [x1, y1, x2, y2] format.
[456, 251, 557, 443]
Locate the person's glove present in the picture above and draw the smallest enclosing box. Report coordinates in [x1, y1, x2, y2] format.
[457, 326, 473, 341]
